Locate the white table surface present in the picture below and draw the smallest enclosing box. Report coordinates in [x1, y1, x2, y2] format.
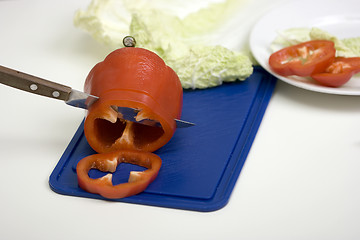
[1, 0, 360, 239]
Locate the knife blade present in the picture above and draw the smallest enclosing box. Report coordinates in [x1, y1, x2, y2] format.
[113, 106, 195, 128]
[0, 65, 195, 128]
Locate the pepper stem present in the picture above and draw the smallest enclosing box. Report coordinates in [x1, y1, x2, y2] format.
[123, 36, 136, 47]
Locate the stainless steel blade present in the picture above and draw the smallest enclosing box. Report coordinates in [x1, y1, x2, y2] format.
[114, 106, 195, 128]
[65, 89, 99, 109]
[173, 119, 195, 128]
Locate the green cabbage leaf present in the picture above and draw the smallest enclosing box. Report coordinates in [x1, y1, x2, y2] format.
[271, 27, 360, 57]
[74, 0, 253, 89]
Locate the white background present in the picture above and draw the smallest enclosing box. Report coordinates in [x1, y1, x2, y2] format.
[0, 0, 360, 239]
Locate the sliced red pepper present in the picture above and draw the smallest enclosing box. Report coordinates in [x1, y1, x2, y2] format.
[83, 47, 183, 153]
[76, 150, 162, 199]
[311, 57, 360, 87]
[77, 46, 182, 199]
[269, 40, 336, 77]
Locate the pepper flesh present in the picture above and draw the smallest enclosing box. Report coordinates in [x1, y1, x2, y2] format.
[269, 40, 336, 77]
[76, 150, 162, 199]
[311, 57, 360, 87]
[83, 47, 183, 153]
[76, 47, 183, 199]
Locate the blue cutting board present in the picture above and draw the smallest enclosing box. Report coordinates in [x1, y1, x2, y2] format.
[49, 67, 277, 212]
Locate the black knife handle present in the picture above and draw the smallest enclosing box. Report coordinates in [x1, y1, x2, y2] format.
[0, 65, 72, 101]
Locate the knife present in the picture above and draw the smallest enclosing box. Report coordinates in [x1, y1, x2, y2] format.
[0, 65, 194, 128]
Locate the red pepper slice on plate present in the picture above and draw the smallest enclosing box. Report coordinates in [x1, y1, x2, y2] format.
[269, 40, 336, 77]
[76, 150, 162, 199]
[83, 47, 183, 153]
[311, 57, 360, 87]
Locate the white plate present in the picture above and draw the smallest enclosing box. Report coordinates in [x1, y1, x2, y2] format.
[250, 0, 360, 95]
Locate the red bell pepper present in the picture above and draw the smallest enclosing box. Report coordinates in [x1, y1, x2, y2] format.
[311, 57, 360, 87]
[76, 45, 183, 199]
[83, 47, 183, 153]
[76, 150, 162, 199]
[269, 40, 336, 77]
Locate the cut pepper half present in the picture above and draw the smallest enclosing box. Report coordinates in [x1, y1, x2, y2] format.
[76, 150, 162, 199]
[311, 57, 360, 87]
[84, 47, 183, 153]
[269, 40, 336, 77]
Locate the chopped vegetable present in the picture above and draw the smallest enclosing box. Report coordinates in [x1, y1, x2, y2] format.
[269, 40, 336, 77]
[311, 57, 360, 87]
[76, 150, 161, 199]
[271, 27, 312, 51]
[270, 27, 360, 87]
[84, 46, 182, 153]
[271, 27, 360, 57]
[74, 0, 253, 89]
[77, 44, 184, 198]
